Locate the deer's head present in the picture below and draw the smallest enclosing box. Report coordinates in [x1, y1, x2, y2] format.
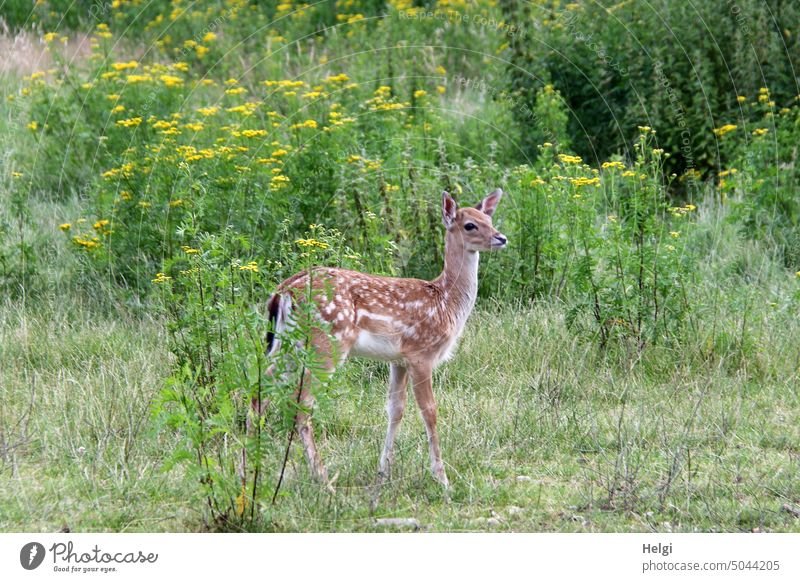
[441, 189, 507, 252]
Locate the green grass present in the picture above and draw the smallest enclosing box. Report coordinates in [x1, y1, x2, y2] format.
[1, 218, 798, 531]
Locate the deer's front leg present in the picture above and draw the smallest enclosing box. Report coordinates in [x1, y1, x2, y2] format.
[378, 363, 408, 481]
[410, 362, 449, 488]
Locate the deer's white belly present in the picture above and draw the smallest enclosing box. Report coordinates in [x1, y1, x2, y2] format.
[351, 329, 402, 361]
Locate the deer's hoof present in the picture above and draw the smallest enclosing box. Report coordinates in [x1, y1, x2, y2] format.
[322, 470, 338, 494]
[432, 464, 449, 489]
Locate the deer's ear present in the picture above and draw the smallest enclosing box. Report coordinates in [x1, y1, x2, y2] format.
[442, 191, 458, 228]
[476, 188, 503, 217]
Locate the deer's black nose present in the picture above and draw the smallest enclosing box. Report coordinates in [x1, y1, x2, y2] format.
[494, 234, 507, 245]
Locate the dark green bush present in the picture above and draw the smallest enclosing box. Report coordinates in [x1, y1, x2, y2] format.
[502, 0, 799, 182]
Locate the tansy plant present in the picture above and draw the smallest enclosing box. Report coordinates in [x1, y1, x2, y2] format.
[153, 223, 365, 529]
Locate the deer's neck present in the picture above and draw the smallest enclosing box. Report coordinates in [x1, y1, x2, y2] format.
[433, 240, 479, 323]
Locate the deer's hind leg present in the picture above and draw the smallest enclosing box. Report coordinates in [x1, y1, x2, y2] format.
[378, 363, 409, 482]
[294, 329, 350, 492]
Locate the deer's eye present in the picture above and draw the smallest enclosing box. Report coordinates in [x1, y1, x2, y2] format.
[464, 223, 477, 231]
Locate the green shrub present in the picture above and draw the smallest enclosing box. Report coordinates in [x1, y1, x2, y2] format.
[502, 0, 800, 181]
[153, 224, 365, 529]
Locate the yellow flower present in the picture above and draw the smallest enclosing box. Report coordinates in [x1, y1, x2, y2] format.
[238, 261, 259, 272]
[152, 272, 172, 284]
[111, 60, 138, 71]
[160, 74, 183, 88]
[126, 74, 153, 83]
[226, 102, 260, 116]
[325, 73, 350, 83]
[290, 119, 317, 130]
[436, 85, 446, 94]
[413, 89, 427, 98]
[59, 223, 71, 231]
[225, 87, 247, 95]
[712, 124, 737, 137]
[558, 153, 583, 164]
[240, 129, 267, 138]
[637, 125, 652, 133]
[737, 95, 746, 103]
[670, 231, 680, 238]
[27, 121, 38, 131]
[152, 119, 175, 130]
[295, 238, 329, 250]
[752, 128, 769, 136]
[111, 105, 125, 113]
[117, 117, 142, 127]
[196, 106, 219, 116]
[181, 245, 200, 254]
[569, 176, 600, 187]
[202, 32, 217, 43]
[73, 236, 102, 250]
[602, 161, 625, 170]
[169, 199, 184, 207]
[270, 174, 291, 190]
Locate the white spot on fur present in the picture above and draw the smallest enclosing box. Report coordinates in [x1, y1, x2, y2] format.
[356, 309, 395, 324]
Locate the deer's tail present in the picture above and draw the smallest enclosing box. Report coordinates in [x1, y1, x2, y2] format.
[266, 293, 292, 356]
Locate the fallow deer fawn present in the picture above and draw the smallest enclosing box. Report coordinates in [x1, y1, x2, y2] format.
[261, 189, 506, 489]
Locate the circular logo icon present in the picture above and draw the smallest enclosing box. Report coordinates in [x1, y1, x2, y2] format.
[20, 542, 46, 570]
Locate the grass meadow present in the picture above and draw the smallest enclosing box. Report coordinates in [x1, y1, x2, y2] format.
[1, 0, 799, 532]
